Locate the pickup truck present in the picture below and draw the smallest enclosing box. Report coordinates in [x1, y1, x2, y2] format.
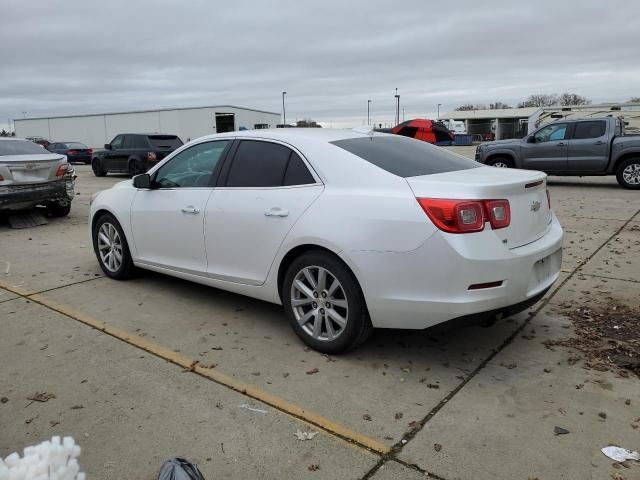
[91, 133, 183, 177]
[475, 117, 640, 189]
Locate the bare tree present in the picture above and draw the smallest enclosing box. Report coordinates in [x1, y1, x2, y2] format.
[296, 119, 322, 128]
[517, 94, 559, 108]
[558, 93, 591, 106]
[628, 97, 640, 103]
[454, 104, 487, 111]
[489, 102, 511, 110]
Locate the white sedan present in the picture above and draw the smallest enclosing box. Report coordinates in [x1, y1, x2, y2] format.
[90, 128, 563, 353]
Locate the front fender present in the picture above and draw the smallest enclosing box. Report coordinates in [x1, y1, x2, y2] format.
[89, 186, 137, 257]
[483, 148, 520, 166]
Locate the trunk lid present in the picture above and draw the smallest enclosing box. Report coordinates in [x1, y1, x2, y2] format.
[406, 166, 551, 248]
[0, 153, 66, 185]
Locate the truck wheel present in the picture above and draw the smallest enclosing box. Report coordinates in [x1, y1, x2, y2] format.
[616, 158, 640, 189]
[92, 159, 107, 177]
[486, 156, 514, 168]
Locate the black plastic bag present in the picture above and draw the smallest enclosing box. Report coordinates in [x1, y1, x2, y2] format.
[158, 457, 206, 480]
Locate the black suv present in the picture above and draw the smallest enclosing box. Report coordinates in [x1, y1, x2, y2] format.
[91, 133, 183, 177]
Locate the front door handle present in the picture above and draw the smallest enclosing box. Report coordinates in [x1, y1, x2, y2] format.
[181, 206, 200, 215]
[264, 207, 289, 217]
[594, 140, 605, 145]
[556, 142, 566, 146]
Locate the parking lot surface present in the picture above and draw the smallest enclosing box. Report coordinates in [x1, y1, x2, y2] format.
[1, 149, 639, 479]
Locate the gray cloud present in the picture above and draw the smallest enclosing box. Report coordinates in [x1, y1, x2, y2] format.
[1, 0, 639, 130]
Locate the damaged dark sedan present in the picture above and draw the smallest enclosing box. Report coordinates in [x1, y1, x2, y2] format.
[0, 138, 76, 216]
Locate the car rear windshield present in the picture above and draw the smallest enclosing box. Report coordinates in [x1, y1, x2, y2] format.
[331, 136, 480, 177]
[0, 140, 50, 156]
[65, 142, 88, 149]
[147, 135, 183, 149]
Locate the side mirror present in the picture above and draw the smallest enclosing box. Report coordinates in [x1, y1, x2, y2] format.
[132, 173, 151, 189]
[527, 135, 536, 143]
[104, 143, 112, 150]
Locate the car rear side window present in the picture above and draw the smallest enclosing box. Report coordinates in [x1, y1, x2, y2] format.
[0, 140, 50, 156]
[148, 135, 183, 149]
[573, 121, 606, 139]
[226, 140, 291, 187]
[330, 136, 479, 177]
[284, 152, 315, 186]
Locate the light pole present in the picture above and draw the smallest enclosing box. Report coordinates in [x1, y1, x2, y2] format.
[394, 88, 400, 125]
[367, 100, 371, 125]
[282, 91, 287, 126]
[22, 111, 27, 119]
[437, 103, 442, 120]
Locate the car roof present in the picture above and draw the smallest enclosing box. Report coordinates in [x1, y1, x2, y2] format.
[115, 133, 180, 137]
[195, 128, 383, 144]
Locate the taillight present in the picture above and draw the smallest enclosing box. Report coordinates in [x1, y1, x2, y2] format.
[0, 174, 4, 181]
[67, 149, 77, 155]
[87, 148, 93, 154]
[417, 198, 485, 233]
[146, 151, 157, 161]
[484, 199, 510, 229]
[546, 189, 551, 209]
[417, 198, 511, 234]
[55, 163, 69, 177]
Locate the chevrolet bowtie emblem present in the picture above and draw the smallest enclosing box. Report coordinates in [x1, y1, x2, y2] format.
[530, 201, 541, 212]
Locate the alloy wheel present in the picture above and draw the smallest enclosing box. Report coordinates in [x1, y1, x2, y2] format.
[492, 161, 509, 168]
[622, 163, 640, 185]
[290, 266, 349, 342]
[97, 222, 123, 272]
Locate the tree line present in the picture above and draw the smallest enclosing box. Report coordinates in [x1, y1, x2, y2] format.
[0, 129, 16, 137]
[454, 95, 640, 111]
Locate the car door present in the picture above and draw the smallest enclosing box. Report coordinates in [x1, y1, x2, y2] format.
[104, 135, 125, 171]
[521, 123, 569, 172]
[205, 139, 323, 285]
[130, 140, 231, 273]
[567, 120, 608, 172]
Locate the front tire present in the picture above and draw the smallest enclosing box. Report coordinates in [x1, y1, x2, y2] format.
[616, 158, 640, 189]
[92, 159, 107, 177]
[486, 156, 514, 168]
[283, 251, 372, 354]
[92, 213, 136, 279]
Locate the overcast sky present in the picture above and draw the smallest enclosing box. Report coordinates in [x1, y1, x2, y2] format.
[1, 0, 639, 131]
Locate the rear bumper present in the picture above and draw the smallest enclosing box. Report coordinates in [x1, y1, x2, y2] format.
[0, 178, 75, 211]
[347, 213, 563, 329]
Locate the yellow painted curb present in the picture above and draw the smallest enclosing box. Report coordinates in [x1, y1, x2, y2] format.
[0, 281, 390, 455]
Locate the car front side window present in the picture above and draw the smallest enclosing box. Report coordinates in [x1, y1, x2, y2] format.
[535, 123, 568, 143]
[110, 135, 124, 149]
[154, 141, 229, 188]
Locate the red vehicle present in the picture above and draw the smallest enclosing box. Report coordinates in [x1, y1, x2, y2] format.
[390, 119, 454, 144]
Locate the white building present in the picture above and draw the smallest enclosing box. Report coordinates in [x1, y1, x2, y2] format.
[14, 105, 281, 148]
[442, 103, 640, 140]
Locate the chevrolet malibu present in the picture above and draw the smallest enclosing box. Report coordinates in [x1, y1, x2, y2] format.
[89, 129, 563, 353]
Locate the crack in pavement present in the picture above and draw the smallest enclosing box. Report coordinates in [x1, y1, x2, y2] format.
[358, 207, 640, 480]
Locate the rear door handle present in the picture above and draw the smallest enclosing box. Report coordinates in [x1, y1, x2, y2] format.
[181, 206, 200, 215]
[556, 142, 566, 146]
[264, 207, 289, 217]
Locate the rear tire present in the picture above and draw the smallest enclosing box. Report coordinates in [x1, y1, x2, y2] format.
[92, 213, 136, 279]
[46, 202, 71, 217]
[92, 159, 107, 177]
[615, 157, 640, 189]
[486, 156, 514, 168]
[128, 160, 139, 177]
[283, 251, 372, 354]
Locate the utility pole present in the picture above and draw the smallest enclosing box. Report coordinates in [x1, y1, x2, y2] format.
[282, 91, 287, 126]
[367, 100, 371, 125]
[402, 108, 405, 122]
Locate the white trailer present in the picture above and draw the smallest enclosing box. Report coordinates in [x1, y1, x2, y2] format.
[14, 105, 280, 149]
